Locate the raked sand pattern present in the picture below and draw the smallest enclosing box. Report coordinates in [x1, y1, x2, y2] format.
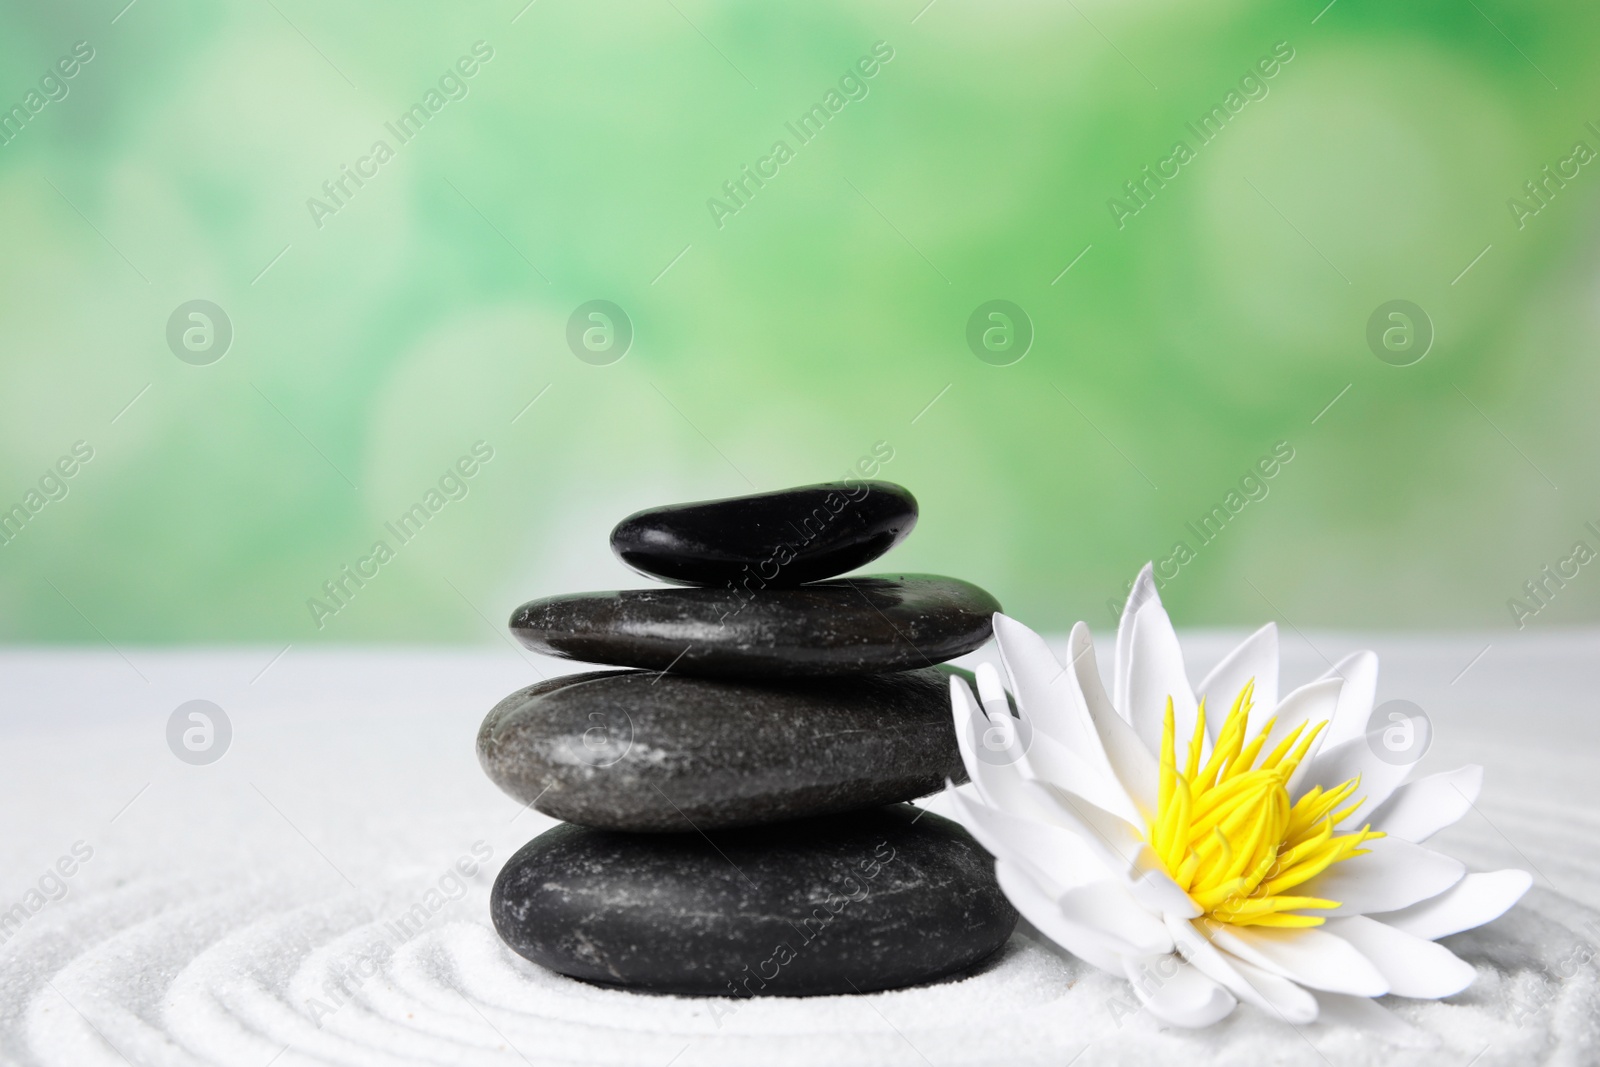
[2, 637, 1597, 1066]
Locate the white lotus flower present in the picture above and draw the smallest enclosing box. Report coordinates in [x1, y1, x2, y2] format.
[944, 565, 1531, 1029]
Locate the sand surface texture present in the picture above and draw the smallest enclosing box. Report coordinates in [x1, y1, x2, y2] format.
[1, 632, 1595, 1066]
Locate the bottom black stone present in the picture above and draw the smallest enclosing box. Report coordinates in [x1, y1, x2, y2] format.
[490, 805, 1018, 996]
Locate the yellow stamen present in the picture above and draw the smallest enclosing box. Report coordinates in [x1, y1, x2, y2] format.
[1228, 912, 1329, 928]
[1185, 696, 1209, 783]
[1143, 679, 1375, 927]
[1197, 683, 1251, 791]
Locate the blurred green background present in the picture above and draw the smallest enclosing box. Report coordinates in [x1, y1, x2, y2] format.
[1, 0, 1596, 644]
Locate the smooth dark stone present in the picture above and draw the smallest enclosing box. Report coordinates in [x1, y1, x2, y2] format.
[477, 667, 969, 831]
[490, 806, 1018, 996]
[509, 574, 999, 678]
[610, 481, 918, 586]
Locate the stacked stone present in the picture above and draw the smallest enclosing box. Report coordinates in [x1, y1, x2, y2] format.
[479, 482, 1019, 997]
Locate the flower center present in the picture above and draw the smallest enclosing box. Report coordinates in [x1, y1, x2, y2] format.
[1145, 680, 1382, 927]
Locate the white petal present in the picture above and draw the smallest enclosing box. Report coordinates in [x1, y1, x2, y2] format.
[1208, 924, 1388, 996]
[1196, 622, 1279, 739]
[1114, 563, 1160, 712]
[1265, 677, 1344, 795]
[1374, 869, 1533, 941]
[987, 616, 1141, 824]
[1323, 916, 1476, 998]
[950, 675, 987, 779]
[1166, 914, 1318, 1024]
[1266, 676, 1342, 740]
[974, 661, 1013, 720]
[1126, 600, 1200, 759]
[1022, 779, 1155, 877]
[1122, 955, 1237, 1028]
[945, 785, 1104, 891]
[992, 613, 1102, 759]
[1297, 835, 1465, 916]
[1223, 956, 1321, 1024]
[1020, 729, 1142, 827]
[950, 677, 1037, 815]
[1067, 621, 1159, 819]
[1316, 650, 1379, 751]
[1311, 992, 1437, 1047]
[995, 859, 1126, 973]
[1368, 765, 1482, 842]
[1128, 869, 1202, 920]
[1299, 734, 1414, 826]
[1059, 879, 1173, 956]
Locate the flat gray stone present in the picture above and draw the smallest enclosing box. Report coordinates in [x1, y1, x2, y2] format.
[490, 805, 1018, 996]
[508, 574, 999, 678]
[477, 667, 967, 831]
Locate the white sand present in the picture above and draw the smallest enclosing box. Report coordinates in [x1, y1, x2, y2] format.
[1, 632, 1597, 1066]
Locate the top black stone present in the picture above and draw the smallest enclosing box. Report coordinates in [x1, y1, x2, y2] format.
[610, 481, 918, 586]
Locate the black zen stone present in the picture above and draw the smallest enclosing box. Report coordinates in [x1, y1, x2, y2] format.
[490, 806, 1018, 996]
[477, 667, 969, 832]
[508, 574, 999, 678]
[610, 481, 918, 586]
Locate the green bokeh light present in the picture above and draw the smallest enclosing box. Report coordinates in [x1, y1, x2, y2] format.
[0, 0, 1595, 643]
